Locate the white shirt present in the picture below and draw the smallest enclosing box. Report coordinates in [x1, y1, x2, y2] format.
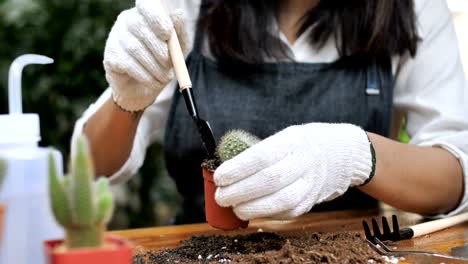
[73, 0, 468, 215]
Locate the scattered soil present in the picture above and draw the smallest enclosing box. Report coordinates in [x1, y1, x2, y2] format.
[201, 158, 220, 171]
[133, 231, 384, 264]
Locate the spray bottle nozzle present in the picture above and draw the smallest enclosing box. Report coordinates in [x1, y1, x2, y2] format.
[8, 54, 54, 114]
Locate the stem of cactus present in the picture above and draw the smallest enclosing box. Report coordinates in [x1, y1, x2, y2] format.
[65, 224, 104, 248]
[48, 155, 72, 227]
[71, 136, 95, 226]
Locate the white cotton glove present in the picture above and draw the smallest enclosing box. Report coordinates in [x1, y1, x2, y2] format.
[214, 123, 374, 221]
[103, 0, 189, 112]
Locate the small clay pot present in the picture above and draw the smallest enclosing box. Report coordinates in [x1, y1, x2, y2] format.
[202, 168, 249, 230]
[0, 203, 5, 245]
[44, 235, 132, 264]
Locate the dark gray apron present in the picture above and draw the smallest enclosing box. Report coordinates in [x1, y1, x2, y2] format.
[164, 5, 394, 224]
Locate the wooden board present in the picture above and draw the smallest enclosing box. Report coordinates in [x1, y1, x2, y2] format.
[110, 208, 468, 263]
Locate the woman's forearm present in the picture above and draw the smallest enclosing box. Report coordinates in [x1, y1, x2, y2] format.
[358, 132, 464, 215]
[83, 98, 143, 177]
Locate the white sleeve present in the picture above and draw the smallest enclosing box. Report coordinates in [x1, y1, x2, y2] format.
[394, 0, 468, 216]
[71, 81, 177, 184]
[71, 0, 201, 184]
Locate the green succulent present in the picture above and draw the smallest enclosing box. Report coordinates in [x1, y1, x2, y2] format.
[48, 135, 114, 249]
[217, 130, 261, 162]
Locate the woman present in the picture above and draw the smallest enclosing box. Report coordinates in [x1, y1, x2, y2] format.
[75, 0, 468, 224]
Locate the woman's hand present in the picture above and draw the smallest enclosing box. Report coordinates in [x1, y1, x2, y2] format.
[103, 0, 189, 112]
[214, 123, 373, 220]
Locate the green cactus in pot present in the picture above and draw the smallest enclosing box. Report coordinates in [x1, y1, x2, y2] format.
[217, 130, 261, 162]
[48, 135, 114, 249]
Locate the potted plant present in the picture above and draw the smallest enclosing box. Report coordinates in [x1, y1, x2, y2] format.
[202, 130, 260, 230]
[0, 157, 7, 244]
[44, 135, 132, 264]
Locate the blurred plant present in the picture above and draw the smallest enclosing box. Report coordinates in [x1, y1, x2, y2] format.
[399, 118, 411, 144]
[0, 0, 181, 229]
[399, 128, 410, 143]
[49, 135, 113, 248]
[0, 0, 132, 155]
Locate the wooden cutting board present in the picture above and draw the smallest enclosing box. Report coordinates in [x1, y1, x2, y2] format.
[111, 208, 468, 263]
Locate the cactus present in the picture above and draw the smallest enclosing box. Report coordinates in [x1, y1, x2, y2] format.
[0, 157, 7, 191]
[217, 130, 260, 162]
[48, 135, 114, 249]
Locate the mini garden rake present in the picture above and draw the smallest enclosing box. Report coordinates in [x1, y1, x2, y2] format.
[362, 212, 468, 242]
[366, 236, 468, 263]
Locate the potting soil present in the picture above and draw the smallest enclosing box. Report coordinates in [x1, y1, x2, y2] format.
[133, 231, 384, 264]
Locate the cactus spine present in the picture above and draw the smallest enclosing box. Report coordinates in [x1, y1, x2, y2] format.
[217, 130, 260, 162]
[48, 135, 114, 249]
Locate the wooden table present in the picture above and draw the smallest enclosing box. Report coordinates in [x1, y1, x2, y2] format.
[111, 208, 468, 263]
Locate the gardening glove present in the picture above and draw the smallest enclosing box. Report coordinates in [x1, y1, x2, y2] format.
[103, 0, 189, 112]
[214, 123, 374, 221]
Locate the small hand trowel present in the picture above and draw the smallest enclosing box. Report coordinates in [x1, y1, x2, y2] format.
[167, 31, 217, 158]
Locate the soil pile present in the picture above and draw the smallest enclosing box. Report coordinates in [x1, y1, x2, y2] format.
[133, 231, 384, 264]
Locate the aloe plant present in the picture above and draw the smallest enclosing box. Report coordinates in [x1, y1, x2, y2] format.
[217, 130, 260, 162]
[48, 135, 114, 249]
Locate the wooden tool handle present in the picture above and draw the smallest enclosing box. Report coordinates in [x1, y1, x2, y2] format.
[411, 211, 468, 238]
[168, 30, 192, 91]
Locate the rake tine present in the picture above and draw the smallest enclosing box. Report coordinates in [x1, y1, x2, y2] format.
[392, 215, 401, 241]
[362, 220, 373, 241]
[375, 237, 444, 256]
[369, 238, 468, 262]
[374, 237, 393, 252]
[366, 240, 389, 256]
[362, 215, 413, 243]
[381, 216, 392, 241]
[371, 218, 382, 240]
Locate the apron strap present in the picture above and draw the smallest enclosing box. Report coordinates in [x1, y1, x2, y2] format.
[366, 62, 380, 95]
[364, 56, 394, 137]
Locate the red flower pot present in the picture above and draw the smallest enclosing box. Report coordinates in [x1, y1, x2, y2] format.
[202, 168, 249, 230]
[0, 203, 5, 245]
[44, 235, 132, 264]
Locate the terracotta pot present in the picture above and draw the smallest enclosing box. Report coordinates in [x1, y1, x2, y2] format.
[44, 235, 132, 264]
[202, 168, 249, 230]
[0, 203, 4, 245]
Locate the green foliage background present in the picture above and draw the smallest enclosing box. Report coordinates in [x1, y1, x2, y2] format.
[0, 0, 181, 229]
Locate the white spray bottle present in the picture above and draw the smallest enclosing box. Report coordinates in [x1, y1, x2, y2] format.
[0, 54, 63, 264]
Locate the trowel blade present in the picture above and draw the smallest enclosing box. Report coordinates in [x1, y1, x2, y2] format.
[195, 118, 217, 159]
[451, 245, 468, 258]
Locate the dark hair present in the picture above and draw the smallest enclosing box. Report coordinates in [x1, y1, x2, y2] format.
[199, 0, 420, 64]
